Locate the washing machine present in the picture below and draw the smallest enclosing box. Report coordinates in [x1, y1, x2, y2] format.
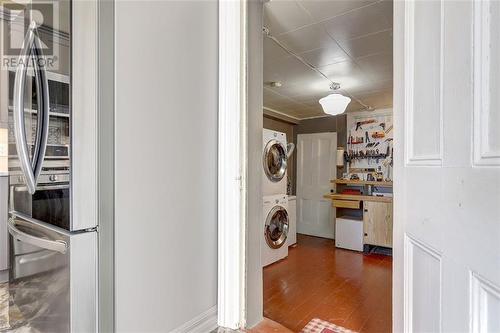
[262, 194, 289, 267]
[263, 129, 288, 196]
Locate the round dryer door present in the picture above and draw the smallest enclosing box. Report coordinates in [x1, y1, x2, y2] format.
[264, 206, 289, 249]
[263, 139, 287, 182]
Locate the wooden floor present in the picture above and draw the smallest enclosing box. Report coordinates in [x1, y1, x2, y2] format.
[263, 234, 392, 333]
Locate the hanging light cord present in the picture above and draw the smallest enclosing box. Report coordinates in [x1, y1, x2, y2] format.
[262, 26, 371, 110]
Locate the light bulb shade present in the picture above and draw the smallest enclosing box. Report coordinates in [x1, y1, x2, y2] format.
[319, 93, 351, 115]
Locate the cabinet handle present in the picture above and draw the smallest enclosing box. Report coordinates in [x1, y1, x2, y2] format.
[364, 209, 368, 212]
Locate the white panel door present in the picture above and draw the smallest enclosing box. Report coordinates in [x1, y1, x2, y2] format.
[394, 1, 500, 332]
[296, 133, 337, 239]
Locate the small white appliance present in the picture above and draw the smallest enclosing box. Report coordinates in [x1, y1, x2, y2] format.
[262, 194, 289, 267]
[335, 216, 364, 252]
[287, 195, 297, 246]
[262, 129, 288, 196]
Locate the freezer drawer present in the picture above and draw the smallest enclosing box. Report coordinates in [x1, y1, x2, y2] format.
[8, 216, 97, 332]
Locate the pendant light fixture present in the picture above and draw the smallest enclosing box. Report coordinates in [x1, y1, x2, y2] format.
[319, 83, 351, 115]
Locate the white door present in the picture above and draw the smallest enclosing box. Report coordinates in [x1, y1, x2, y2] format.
[394, 1, 500, 332]
[296, 133, 337, 239]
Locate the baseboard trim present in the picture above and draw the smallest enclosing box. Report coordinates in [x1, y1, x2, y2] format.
[170, 306, 218, 333]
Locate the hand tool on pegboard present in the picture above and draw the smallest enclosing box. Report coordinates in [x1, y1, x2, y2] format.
[372, 131, 385, 139]
[355, 119, 376, 131]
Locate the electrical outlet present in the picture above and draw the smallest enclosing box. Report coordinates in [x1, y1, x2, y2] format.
[0, 143, 7, 157]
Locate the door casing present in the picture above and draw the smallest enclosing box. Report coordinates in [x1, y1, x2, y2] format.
[217, 0, 404, 331]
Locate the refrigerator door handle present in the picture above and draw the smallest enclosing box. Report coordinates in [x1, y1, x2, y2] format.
[8, 218, 67, 254]
[30, 26, 50, 188]
[13, 21, 50, 195]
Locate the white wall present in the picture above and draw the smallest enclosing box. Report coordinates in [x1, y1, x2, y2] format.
[246, 0, 264, 328]
[115, 1, 218, 331]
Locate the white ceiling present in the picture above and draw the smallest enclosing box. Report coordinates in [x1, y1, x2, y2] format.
[263, 0, 393, 119]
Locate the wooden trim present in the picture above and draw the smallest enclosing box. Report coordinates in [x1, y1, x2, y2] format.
[324, 194, 393, 204]
[169, 306, 218, 333]
[263, 107, 301, 124]
[394, 0, 405, 331]
[332, 179, 393, 187]
[218, 0, 246, 329]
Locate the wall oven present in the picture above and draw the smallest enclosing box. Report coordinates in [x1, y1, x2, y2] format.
[10, 172, 70, 230]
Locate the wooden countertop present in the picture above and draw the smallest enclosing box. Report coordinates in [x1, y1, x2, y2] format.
[324, 193, 393, 203]
[332, 179, 393, 187]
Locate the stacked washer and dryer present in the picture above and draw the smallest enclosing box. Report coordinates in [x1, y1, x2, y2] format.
[262, 129, 296, 267]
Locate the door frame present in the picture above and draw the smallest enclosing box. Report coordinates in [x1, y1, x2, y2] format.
[217, 0, 264, 329]
[217, 0, 247, 329]
[217, 0, 404, 331]
[393, 1, 405, 332]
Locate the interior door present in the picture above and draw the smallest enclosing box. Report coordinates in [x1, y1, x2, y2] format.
[394, 1, 500, 332]
[296, 132, 337, 239]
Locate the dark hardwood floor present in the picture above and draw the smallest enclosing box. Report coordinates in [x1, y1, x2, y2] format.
[263, 234, 392, 333]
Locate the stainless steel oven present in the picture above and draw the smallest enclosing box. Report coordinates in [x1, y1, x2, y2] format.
[9, 143, 69, 160]
[10, 172, 70, 230]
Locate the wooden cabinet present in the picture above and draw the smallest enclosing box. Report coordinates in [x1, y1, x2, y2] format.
[363, 201, 393, 247]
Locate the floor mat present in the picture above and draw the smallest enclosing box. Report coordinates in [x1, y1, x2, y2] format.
[0, 283, 8, 330]
[0, 282, 40, 333]
[301, 318, 357, 333]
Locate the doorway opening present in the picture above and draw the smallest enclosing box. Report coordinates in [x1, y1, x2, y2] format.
[261, 1, 394, 332]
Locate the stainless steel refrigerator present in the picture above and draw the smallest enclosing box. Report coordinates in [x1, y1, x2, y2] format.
[1, 1, 98, 331]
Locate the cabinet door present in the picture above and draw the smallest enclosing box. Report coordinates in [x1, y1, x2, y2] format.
[363, 201, 393, 247]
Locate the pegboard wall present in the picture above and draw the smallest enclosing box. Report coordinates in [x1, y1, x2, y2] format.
[346, 109, 393, 181]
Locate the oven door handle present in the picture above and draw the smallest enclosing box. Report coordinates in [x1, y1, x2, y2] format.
[13, 21, 50, 195]
[8, 218, 67, 254]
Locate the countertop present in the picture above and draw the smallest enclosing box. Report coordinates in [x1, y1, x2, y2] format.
[0, 172, 7, 177]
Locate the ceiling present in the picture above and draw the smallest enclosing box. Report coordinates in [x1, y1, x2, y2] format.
[263, 0, 393, 120]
